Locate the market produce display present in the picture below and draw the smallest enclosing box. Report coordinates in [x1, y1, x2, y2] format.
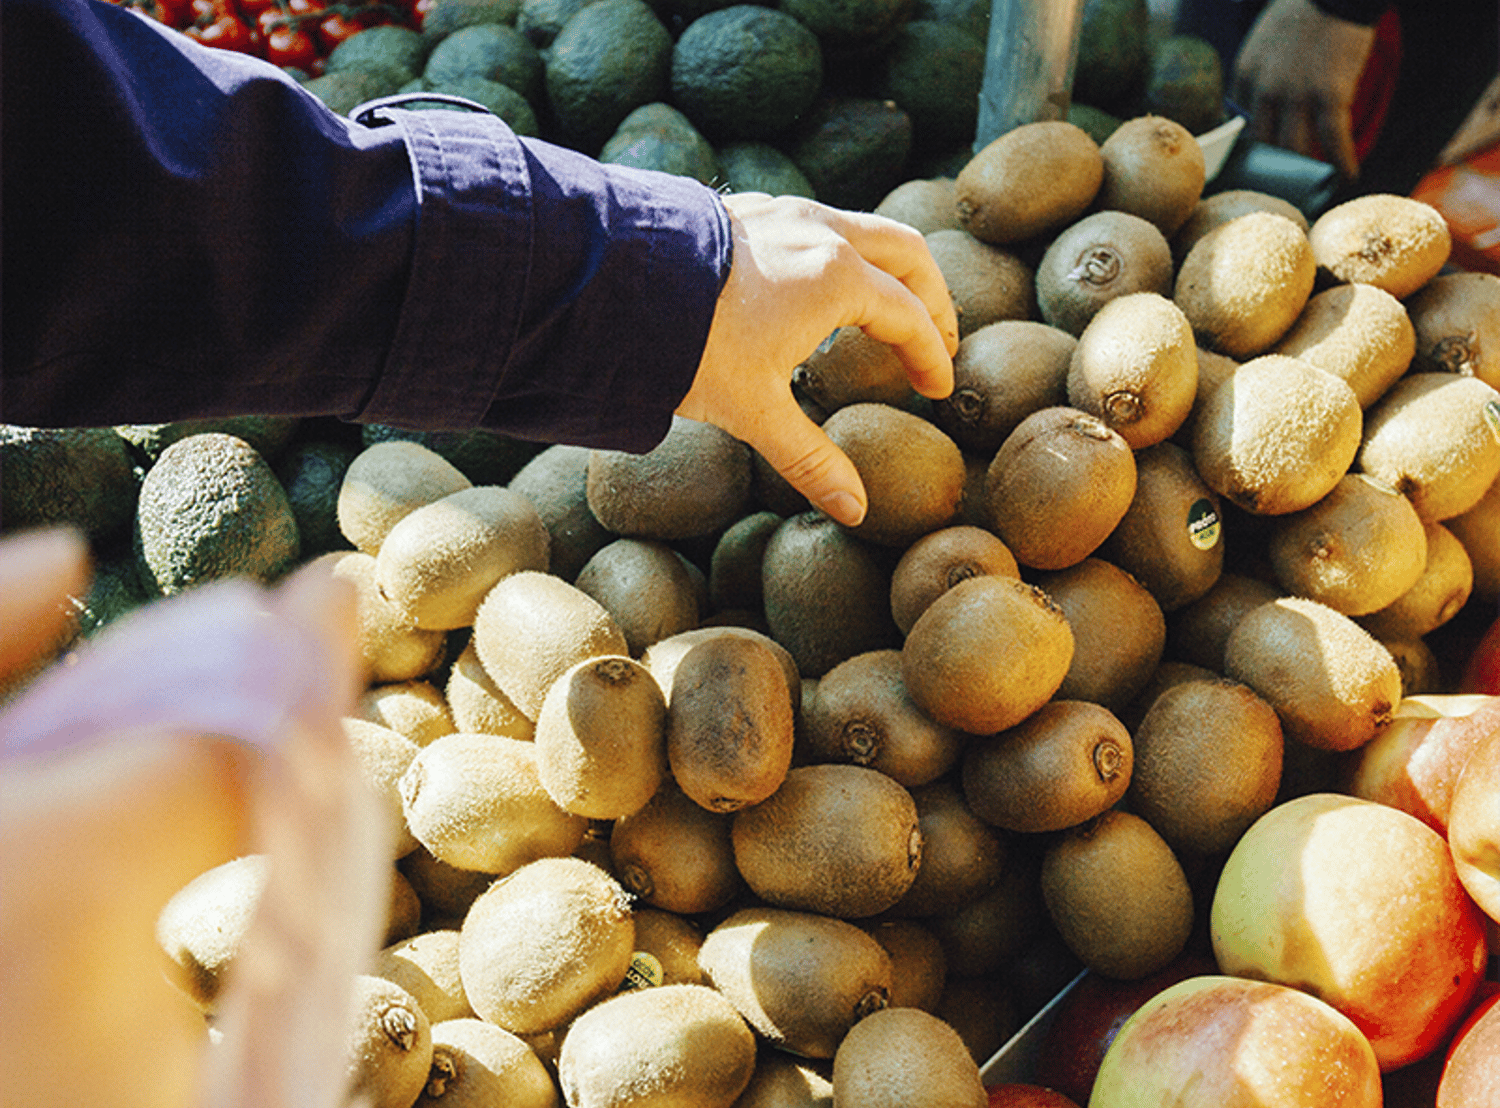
[6, 0, 1500, 1105]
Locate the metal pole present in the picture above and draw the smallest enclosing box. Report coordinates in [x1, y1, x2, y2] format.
[975, 0, 1088, 152]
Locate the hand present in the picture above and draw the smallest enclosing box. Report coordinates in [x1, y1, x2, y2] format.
[1231, 0, 1377, 179]
[675, 192, 958, 528]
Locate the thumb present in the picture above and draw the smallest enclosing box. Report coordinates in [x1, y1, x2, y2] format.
[749, 404, 868, 528]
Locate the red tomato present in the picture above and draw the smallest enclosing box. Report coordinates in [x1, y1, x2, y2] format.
[315, 9, 362, 53]
[264, 21, 319, 67]
[410, 0, 435, 28]
[185, 10, 261, 53]
[1463, 615, 1500, 694]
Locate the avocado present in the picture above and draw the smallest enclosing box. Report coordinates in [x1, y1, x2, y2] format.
[544, 0, 673, 151]
[0, 425, 138, 542]
[784, 97, 913, 210]
[421, 0, 523, 44]
[1073, 0, 1149, 113]
[324, 24, 432, 85]
[420, 75, 541, 134]
[600, 102, 723, 184]
[422, 22, 543, 102]
[1144, 34, 1225, 136]
[874, 20, 985, 154]
[716, 141, 817, 197]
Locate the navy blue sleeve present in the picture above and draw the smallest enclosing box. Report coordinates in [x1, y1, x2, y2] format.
[0, 0, 734, 453]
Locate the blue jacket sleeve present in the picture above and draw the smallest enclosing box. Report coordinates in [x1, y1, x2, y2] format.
[0, 0, 734, 453]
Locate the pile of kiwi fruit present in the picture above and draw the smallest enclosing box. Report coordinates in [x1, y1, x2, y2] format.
[7, 106, 1500, 1108]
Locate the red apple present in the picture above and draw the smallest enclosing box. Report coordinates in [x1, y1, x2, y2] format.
[1448, 724, 1500, 923]
[1436, 985, 1500, 1107]
[986, 1083, 1081, 1108]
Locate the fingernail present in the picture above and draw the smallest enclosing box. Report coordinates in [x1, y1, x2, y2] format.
[819, 490, 866, 527]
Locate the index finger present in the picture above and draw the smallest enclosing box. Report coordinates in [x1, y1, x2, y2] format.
[823, 209, 961, 358]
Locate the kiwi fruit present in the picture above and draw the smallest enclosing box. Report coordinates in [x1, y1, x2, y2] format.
[373, 485, 550, 631]
[954, 120, 1104, 244]
[1119, 658, 1220, 731]
[318, 551, 447, 683]
[444, 640, 535, 740]
[665, 633, 795, 812]
[586, 416, 752, 540]
[924, 228, 1038, 337]
[338, 439, 472, 555]
[372, 929, 473, 1026]
[981, 406, 1137, 570]
[1267, 472, 1429, 616]
[1100, 441, 1224, 612]
[471, 569, 629, 719]
[861, 919, 948, 1012]
[802, 648, 967, 787]
[1355, 372, 1500, 522]
[1035, 209, 1175, 337]
[1407, 271, 1500, 387]
[697, 905, 893, 1059]
[399, 731, 588, 874]
[572, 537, 701, 655]
[1171, 188, 1310, 268]
[344, 974, 434, 1108]
[1127, 677, 1284, 856]
[458, 855, 633, 1034]
[885, 779, 1007, 919]
[819, 402, 966, 547]
[889, 524, 1020, 636]
[415, 1018, 557, 1108]
[901, 573, 1074, 734]
[1359, 521, 1473, 641]
[831, 1006, 987, 1108]
[733, 1051, 835, 1108]
[1222, 595, 1402, 752]
[641, 625, 801, 712]
[1066, 290, 1199, 448]
[1307, 193, 1451, 298]
[931, 974, 1021, 1065]
[1095, 114, 1205, 237]
[1447, 475, 1500, 604]
[793, 326, 919, 413]
[398, 846, 494, 923]
[926, 858, 1046, 977]
[557, 983, 757, 1108]
[506, 443, 614, 581]
[343, 717, 423, 859]
[628, 907, 708, 988]
[1379, 635, 1444, 697]
[1039, 809, 1194, 980]
[609, 780, 742, 915]
[961, 699, 1133, 834]
[707, 510, 781, 616]
[355, 680, 454, 747]
[731, 762, 922, 919]
[1172, 342, 1240, 449]
[874, 176, 961, 234]
[761, 511, 901, 678]
[155, 853, 269, 1012]
[1165, 571, 1281, 672]
[1274, 283, 1417, 410]
[533, 654, 668, 820]
[1174, 211, 1317, 359]
[930, 319, 1076, 457]
[1039, 558, 1167, 712]
[1191, 353, 1363, 516]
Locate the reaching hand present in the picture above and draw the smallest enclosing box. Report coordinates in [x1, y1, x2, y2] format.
[676, 191, 959, 528]
[1231, 0, 1378, 179]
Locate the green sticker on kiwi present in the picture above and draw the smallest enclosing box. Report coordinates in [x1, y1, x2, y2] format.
[1484, 399, 1500, 441]
[1187, 499, 1221, 551]
[620, 951, 664, 992]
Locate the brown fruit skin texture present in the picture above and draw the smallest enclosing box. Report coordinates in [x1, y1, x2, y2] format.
[585, 416, 752, 540]
[1174, 210, 1317, 359]
[1407, 270, 1500, 389]
[1272, 281, 1417, 409]
[1308, 193, 1451, 299]
[1171, 187, 1309, 268]
[1447, 723, 1500, 923]
[1437, 988, 1500, 1108]
[1210, 793, 1490, 1071]
[1165, 571, 1281, 673]
[1035, 209, 1174, 338]
[608, 782, 741, 916]
[925, 228, 1038, 338]
[885, 779, 1007, 919]
[1358, 520, 1474, 641]
[338, 439, 472, 556]
[1087, 975, 1383, 1108]
[1036, 558, 1166, 714]
[1095, 114, 1206, 237]
[793, 325, 918, 413]
[954, 121, 1103, 245]
[345, 975, 436, 1108]
[982, 406, 1138, 571]
[832, 1006, 987, 1108]
[931, 320, 1076, 457]
[901, 574, 1075, 736]
[889, 524, 1021, 637]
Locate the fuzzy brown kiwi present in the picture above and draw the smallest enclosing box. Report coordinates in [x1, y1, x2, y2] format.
[708, 509, 781, 616]
[324, 551, 447, 684]
[793, 326, 920, 413]
[397, 846, 493, 923]
[874, 176, 962, 234]
[1119, 658, 1221, 731]
[1101, 441, 1224, 613]
[929, 320, 1076, 457]
[1406, 271, 1500, 388]
[761, 511, 901, 678]
[572, 537, 701, 656]
[609, 781, 742, 916]
[819, 402, 966, 547]
[1307, 193, 1451, 298]
[1447, 475, 1500, 604]
[861, 919, 948, 1012]
[586, 416, 752, 540]
[732, 1052, 834, 1108]
[1222, 595, 1403, 752]
[926, 857, 1046, 978]
[1035, 558, 1167, 713]
[697, 905, 894, 1059]
[1271, 282, 1416, 408]
[1170, 188, 1310, 268]
[1174, 211, 1317, 359]
[155, 853, 268, 1013]
[1355, 372, 1500, 522]
[1039, 809, 1195, 980]
[731, 762, 922, 919]
[831, 1007, 988, 1108]
[1066, 290, 1199, 448]
[954, 120, 1103, 245]
[629, 907, 708, 988]
[344, 974, 434, 1108]
[1267, 472, 1429, 616]
[414, 1018, 556, 1108]
[1095, 114, 1205, 237]
[924, 228, 1037, 338]
[1171, 342, 1240, 450]
[885, 779, 1007, 919]
[802, 648, 968, 787]
[458, 856, 634, 1035]
[1358, 521, 1474, 641]
[889, 524, 1020, 636]
[507, 443, 614, 582]
[961, 699, 1133, 834]
[557, 983, 757, 1108]
[981, 406, 1138, 570]
[1378, 635, 1444, 697]
[932, 975, 1021, 1066]
[1036, 210, 1175, 337]
[1191, 353, 1363, 516]
[1127, 677, 1284, 856]
[337, 440, 472, 556]
[372, 929, 473, 1026]
[641, 624, 801, 712]
[1165, 571, 1281, 672]
[901, 574, 1075, 735]
[343, 718, 423, 859]
[355, 680, 454, 747]
[444, 640, 535, 741]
